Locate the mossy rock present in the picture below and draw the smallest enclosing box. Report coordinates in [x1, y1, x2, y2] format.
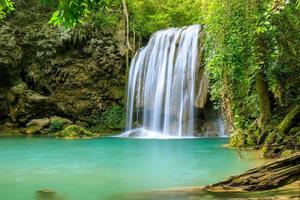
[49, 116, 73, 133]
[0, 3, 126, 127]
[25, 118, 50, 135]
[55, 125, 97, 139]
[0, 126, 23, 135]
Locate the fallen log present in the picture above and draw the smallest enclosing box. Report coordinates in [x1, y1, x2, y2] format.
[206, 152, 300, 192]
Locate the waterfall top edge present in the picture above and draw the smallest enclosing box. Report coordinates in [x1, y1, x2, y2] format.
[155, 24, 202, 32]
[148, 24, 202, 40]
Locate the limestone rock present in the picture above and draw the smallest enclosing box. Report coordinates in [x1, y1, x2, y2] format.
[25, 118, 50, 135]
[7, 83, 61, 124]
[50, 116, 73, 126]
[0, 1, 126, 128]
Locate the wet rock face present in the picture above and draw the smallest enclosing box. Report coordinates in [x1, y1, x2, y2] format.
[0, 2, 126, 126]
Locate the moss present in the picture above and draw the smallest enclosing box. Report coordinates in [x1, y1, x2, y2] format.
[245, 135, 256, 147]
[7, 83, 26, 102]
[265, 131, 277, 145]
[49, 116, 73, 133]
[88, 105, 125, 131]
[280, 150, 294, 157]
[262, 145, 284, 158]
[278, 105, 300, 134]
[296, 133, 300, 145]
[261, 146, 268, 157]
[55, 125, 96, 138]
[229, 129, 245, 147]
[256, 71, 272, 126]
[0, 126, 23, 135]
[49, 120, 64, 133]
[1, 4, 126, 126]
[289, 127, 300, 135]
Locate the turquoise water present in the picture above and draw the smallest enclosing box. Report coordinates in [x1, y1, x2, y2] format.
[0, 137, 261, 200]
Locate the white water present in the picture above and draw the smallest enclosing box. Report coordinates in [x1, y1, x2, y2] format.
[120, 25, 224, 138]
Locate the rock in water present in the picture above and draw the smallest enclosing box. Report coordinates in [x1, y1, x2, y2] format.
[36, 189, 57, 200]
[55, 125, 96, 139]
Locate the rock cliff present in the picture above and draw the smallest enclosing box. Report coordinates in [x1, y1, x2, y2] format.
[0, 1, 126, 132]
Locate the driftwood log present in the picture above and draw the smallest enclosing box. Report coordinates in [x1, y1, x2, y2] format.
[206, 152, 300, 192]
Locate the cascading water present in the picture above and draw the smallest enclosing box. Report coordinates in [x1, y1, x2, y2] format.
[120, 25, 225, 138]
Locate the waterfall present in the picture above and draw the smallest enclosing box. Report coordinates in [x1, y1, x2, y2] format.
[120, 25, 224, 138]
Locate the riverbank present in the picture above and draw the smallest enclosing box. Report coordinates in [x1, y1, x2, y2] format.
[122, 181, 300, 200]
[124, 152, 300, 200]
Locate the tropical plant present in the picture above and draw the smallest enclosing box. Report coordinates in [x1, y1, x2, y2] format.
[0, 0, 14, 21]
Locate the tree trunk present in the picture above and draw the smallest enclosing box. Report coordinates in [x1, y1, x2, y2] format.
[256, 70, 271, 126]
[278, 105, 300, 134]
[121, 0, 131, 96]
[206, 152, 300, 192]
[121, 0, 131, 53]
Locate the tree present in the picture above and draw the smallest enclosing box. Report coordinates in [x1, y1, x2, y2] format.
[0, 0, 14, 21]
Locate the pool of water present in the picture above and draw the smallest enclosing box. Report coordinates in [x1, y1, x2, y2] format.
[0, 137, 262, 200]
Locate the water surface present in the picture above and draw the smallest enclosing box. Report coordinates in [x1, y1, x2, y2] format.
[0, 137, 262, 200]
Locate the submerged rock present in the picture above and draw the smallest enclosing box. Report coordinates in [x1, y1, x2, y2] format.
[36, 189, 56, 196]
[36, 189, 64, 200]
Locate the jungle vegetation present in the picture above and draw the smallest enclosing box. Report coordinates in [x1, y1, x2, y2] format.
[1, 0, 300, 157]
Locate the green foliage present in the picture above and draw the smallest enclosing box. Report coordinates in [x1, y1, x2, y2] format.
[49, 0, 122, 29]
[2, 0, 299, 151]
[49, 120, 64, 133]
[46, 0, 204, 37]
[128, 0, 203, 37]
[229, 129, 245, 147]
[0, 0, 14, 21]
[49, 0, 93, 28]
[91, 0, 122, 28]
[38, 0, 58, 8]
[204, 0, 300, 130]
[100, 105, 125, 129]
[89, 105, 125, 131]
[205, 0, 261, 129]
[204, 0, 300, 152]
